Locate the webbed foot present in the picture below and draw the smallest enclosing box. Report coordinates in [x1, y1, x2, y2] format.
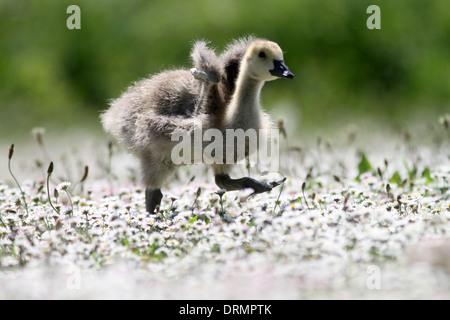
[215, 174, 285, 195]
[145, 188, 163, 215]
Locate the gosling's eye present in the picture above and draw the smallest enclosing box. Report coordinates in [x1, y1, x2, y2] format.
[258, 51, 266, 59]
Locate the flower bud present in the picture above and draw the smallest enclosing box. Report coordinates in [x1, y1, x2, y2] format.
[47, 162, 54, 175]
[8, 144, 14, 160]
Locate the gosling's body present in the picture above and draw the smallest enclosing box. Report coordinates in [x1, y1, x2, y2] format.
[101, 38, 294, 214]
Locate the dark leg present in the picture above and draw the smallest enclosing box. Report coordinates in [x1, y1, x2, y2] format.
[215, 174, 284, 194]
[145, 188, 163, 214]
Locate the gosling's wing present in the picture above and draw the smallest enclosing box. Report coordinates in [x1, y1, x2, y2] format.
[190, 40, 222, 84]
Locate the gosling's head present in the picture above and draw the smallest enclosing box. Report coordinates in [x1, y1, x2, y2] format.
[243, 39, 294, 81]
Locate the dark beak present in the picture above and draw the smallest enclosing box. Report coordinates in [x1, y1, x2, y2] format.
[270, 60, 294, 79]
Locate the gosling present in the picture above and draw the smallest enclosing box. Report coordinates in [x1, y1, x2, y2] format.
[101, 37, 294, 214]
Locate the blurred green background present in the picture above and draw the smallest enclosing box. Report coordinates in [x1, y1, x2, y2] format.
[1, 0, 449, 139]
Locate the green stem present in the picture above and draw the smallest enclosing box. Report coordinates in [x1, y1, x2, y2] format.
[0, 215, 6, 227]
[8, 145, 29, 215]
[46, 163, 60, 214]
[302, 182, 311, 212]
[273, 181, 285, 215]
[65, 190, 74, 216]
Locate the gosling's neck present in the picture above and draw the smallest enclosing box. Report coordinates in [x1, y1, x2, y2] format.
[224, 70, 265, 130]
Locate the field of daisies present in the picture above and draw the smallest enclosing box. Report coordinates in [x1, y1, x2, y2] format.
[0, 117, 449, 299]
